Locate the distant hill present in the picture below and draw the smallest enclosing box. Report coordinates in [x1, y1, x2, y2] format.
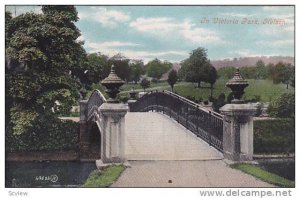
[210, 56, 294, 69]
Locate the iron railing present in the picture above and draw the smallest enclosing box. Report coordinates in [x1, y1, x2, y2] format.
[129, 90, 224, 151]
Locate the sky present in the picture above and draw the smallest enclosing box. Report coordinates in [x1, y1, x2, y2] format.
[6, 5, 295, 63]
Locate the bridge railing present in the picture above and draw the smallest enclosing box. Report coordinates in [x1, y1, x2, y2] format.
[86, 90, 107, 121]
[129, 90, 223, 151]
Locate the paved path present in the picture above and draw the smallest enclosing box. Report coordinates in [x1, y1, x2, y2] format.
[112, 112, 274, 187]
[112, 160, 274, 187]
[124, 112, 223, 160]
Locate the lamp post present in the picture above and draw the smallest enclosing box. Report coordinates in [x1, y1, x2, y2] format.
[226, 69, 249, 104]
[101, 65, 125, 103]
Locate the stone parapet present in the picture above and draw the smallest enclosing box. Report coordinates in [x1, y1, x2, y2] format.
[220, 103, 256, 161]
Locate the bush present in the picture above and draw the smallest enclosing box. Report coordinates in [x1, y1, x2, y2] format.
[254, 119, 294, 154]
[268, 92, 295, 118]
[6, 115, 79, 152]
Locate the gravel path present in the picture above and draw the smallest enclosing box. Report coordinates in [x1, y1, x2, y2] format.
[112, 160, 274, 187]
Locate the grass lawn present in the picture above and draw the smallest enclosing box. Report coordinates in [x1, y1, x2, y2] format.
[230, 163, 295, 188]
[82, 165, 125, 187]
[87, 79, 293, 103]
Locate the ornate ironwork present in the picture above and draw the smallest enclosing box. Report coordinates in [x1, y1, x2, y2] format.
[129, 90, 224, 151]
[86, 90, 107, 121]
[101, 65, 125, 103]
[226, 69, 249, 104]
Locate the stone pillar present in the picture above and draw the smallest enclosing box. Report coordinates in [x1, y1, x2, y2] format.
[79, 100, 89, 159]
[220, 104, 256, 161]
[98, 103, 128, 164]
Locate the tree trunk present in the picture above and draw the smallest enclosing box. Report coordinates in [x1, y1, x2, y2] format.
[286, 83, 289, 89]
[198, 81, 201, 88]
[210, 84, 213, 98]
[171, 85, 174, 92]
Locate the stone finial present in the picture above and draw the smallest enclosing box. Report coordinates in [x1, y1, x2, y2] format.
[101, 65, 125, 103]
[226, 69, 249, 104]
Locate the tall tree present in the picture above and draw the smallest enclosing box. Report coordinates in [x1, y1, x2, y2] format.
[140, 78, 150, 91]
[146, 58, 172, 80]
[255, 60, 267, 79]
[108, 53, 130, 82]
[129, 60, 145, 84]
[180, 47, 209, 87]
[167, 70, 178, 92]
[5, 6, 87, 134]
[204, 64, 217, 98]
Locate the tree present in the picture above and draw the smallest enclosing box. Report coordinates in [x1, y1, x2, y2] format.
[140, 78, 150, 91]
[255, 60, 267, 79]
[86, 52, 110, 84]
[146, 58, 172, 80]
[204, 64, 217, 98]
[179, 47, 209, 87]
[108, 53, 131, 82]
[129, 60, 145, 84]
[268, 92, 295, 118]
[217, 66, 235, 79]
[5, 6, 87, 135]
[167, 70, 178, 92]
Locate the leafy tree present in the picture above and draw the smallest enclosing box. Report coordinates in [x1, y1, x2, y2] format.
[129, 60, 145, 84]
[240, 66, 256, 79]
[108, 53, 131, 82]
[179, 47, 209, 87]
[86, 52, 110, 84]
[204, 64, 217, 98]
[5, 6, 87, 135]
[167, 69, 178, 92]
[217, 66, 235, 79]
[268, 92, 295, 118]
[140, 78, 150, 91]
[268, 62, 294, 88]
[146, 58, 172, 80]
[255, 60, 267, 79]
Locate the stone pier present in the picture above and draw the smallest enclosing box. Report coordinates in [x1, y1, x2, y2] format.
[220, 104, 256, 161]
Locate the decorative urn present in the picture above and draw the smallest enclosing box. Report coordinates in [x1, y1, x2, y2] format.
[101, 65, 125, 103]
[226, 69, 249, 104]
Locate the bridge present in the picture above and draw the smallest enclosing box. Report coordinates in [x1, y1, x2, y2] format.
[79, 67, 256, 164]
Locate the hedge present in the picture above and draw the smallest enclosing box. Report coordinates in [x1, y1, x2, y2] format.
[6, 116, 79, 152]
[254, 118, 294, 154]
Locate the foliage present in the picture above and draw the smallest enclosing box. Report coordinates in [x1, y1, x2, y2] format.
[86, 52, 110, 84]
[231, 163, 294, 187]
[254, 118, 294, 154]
[108, 53, 131, 82]
[140, 78, 150, 91]
[255, 60, 267, 79]
[217, 66, 235, 79]
[145, 58, 172, 80]
[179, 47, 217, 89]
[5, 6, 86, 135]
[267, 62, 294, 88]
[167, 69, 178, 92]
[83, 165, 125, 187]
[268, 92, 295, 118]
[239, 66, 256, 79]
[129, 60, 145, 84]
[6, 116, 79, 152]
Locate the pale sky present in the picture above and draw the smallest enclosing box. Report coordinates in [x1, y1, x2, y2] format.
[6, 5, 295, 63]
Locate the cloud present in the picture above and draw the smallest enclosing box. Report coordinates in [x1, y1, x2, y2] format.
[230, 48, 293, 58]
[129, 17, 222, 44]
[84, 40, 187, 63]
[79, 7, 130, 28]
[262, 6, 280, 12]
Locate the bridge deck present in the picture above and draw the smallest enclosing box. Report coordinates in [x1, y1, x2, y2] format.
[125, 112, 223, 160]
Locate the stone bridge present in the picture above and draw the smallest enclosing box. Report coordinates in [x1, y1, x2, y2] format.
[79, 67, 256, 165]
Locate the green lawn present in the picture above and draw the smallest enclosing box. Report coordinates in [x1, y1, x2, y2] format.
[82, 165, 125, 187]
[231, 163, 295, 187]
[87, 79, 293, 103]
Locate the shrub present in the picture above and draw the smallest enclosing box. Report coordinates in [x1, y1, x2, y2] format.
[5, 115, 79, 152]
[268, 92, 295, 118]
[254, 118, 294, 154]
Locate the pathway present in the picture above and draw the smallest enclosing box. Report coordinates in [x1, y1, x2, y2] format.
[112, 112, 273, 187]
